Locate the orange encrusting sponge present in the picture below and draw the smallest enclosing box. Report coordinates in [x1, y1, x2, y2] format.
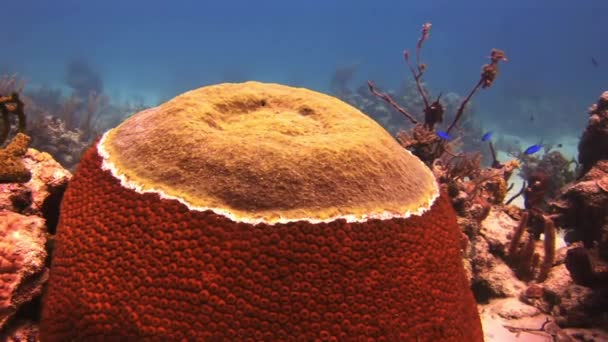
[40, 82, 482, 341]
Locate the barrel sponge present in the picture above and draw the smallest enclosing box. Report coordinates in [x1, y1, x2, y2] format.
[40, 82, 482, 341]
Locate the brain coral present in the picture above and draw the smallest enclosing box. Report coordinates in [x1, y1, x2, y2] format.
[40, 82, 482, 341]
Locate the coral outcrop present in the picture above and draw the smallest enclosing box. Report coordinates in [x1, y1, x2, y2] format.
[0, 147, 70, 341]
[551, 91, 608, 291]
[533, 91, 608, 332]
[41, 82, 482, 341]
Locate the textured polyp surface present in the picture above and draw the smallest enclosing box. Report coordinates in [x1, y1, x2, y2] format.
[41, 82, 482, 340]
[41, 147, 482, 341]
[99, 82, 438, 224]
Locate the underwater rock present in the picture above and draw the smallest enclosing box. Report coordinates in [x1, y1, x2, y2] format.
[474, 251, 527, 299]
[554, 283, 608, 328]
[540, 261, 608, 328]
[473, 209, 526, 299]
[0, 146, 68, 340]
[0, 211, 48, 333]
[542, 264, 571, 303]
[41, 82, 483, 341]
[480, 208, 519, 256]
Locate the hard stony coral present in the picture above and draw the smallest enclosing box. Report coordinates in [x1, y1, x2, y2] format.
[40, 82, 482, 341]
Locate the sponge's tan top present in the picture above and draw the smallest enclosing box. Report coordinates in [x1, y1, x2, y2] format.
[98, 81, 438, 224]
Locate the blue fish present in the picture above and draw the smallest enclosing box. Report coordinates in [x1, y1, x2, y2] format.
[481, 131, 493, 142]
[523, 144, 543, 155]
[436, 131, 451, 140]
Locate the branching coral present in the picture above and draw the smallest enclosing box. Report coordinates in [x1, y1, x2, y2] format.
[367, 22, 507, 166]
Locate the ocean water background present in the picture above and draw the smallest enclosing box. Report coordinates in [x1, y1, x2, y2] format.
[2, 0, 607, 144]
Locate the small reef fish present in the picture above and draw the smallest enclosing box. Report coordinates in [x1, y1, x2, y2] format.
[524, 144, 543, 155]
[436, 131, 451, 140]
[592, 57, 599, 67]
[481, 131, 493, 142]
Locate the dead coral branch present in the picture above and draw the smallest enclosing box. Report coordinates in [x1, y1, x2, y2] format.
[367, 22, 506, 168]
[367, 81, 418, 125]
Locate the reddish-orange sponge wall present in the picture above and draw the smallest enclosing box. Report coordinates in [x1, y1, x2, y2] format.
[40, 82, 483, 341]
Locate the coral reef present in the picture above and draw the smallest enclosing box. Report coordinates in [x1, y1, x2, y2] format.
[0, 24, 603, 339]
[551, 91, 608, 291]
[41, 82, 482, 341]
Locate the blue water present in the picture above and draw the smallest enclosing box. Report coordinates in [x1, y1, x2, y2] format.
[3, 0, 607, 139]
